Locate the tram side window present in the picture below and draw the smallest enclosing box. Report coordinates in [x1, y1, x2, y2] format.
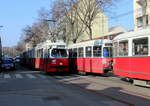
[78, 47, 84, 57]
[133, 37, 148, 56]
[73, 48, 77, 57]
[93, 46, 101, 57]
[37, 50, 40, 58]
[69, 49, 73, 57]
[119, 41, 128, 56]
[86, 46, 92, 57]
[113, 42, 118, 56]
[38, 49, 43, 58]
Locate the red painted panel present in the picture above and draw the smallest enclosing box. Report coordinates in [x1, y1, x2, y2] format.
[130, 57, 150, 80]
[77, 58, 85, 71]
[46, 58, 69, 73]
[75, 58, 112, 74]
[35, 58, 41, 69]
[91, 58, 103, 73]
[113, 57, 131, 77]
[84, 58, 92, 72]
[113, 57, 150, 80]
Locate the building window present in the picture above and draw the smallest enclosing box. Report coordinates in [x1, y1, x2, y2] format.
[137, 17, 143, 27]
[133, 37, 148, 56]
[86, 46, 92, 57]
[137, 8, 143, 16]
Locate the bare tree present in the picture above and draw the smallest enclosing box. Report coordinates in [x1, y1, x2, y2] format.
[63, 0, 86, 43]
[53, 0, 117, 43]
[16, 41, 26, 53]
[73, 0, 117, 40]
[20, 8, 50, 47]
[51, 0, 86, 43]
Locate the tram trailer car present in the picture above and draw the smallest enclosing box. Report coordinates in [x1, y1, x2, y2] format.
[34, 40, 69, 73]
[68, 39, 113, 75]
[20, 49, 35, 68]
[113, 28, 150, 87]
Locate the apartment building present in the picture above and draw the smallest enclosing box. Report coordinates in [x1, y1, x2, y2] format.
[134, 0, 150, 30]
[61, 0, 109, 44]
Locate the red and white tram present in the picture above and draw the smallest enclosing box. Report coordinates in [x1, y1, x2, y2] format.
[35, 40, 69, 73]
[113, 28, 150, 87]
[68, 39, 113, 75]
[21, 40, 69, 73]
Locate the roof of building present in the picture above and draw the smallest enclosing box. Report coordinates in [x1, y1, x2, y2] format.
[108, 25, 127, 36]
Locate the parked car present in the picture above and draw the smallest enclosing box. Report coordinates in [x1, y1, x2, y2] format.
[15, 56, 20, 63]
[1, 59, 15, 70]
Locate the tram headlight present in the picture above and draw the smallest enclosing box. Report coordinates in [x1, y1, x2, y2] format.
[52, 59, 56, 64]
[59, 62, 63, 65]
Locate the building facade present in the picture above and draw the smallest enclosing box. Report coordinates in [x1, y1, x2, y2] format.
[134, 0, 150, 30]
[63, 0, 109, 44]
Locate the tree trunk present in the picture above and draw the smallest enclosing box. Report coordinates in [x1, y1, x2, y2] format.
[73, 39, 77, 43]
[89, 27, 92, 40]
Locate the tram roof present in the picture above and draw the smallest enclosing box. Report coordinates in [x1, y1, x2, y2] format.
[68, 39, 112, 48]
[35, 40, 66, 49]
[114, 28, 150, 40]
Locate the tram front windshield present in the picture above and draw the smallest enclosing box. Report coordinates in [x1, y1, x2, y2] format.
[103, 47, 112, 57]
[51, 49, 68, 58]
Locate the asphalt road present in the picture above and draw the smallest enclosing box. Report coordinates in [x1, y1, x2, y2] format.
[0, 65, 149, 106]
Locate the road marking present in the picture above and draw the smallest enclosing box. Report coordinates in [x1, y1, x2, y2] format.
[26, 74, 36, 79]
[54, 76, 64, 79]
[37, 74, 47, 79]
[0, 73, 3, 78]
[15, 74, 23, 79]
[4, 74, 11, 79]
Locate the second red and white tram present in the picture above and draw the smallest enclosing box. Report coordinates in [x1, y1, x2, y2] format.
[68, 39, 113, 75]
[113, 28, 150, 87]
[21, 40, 69, 73]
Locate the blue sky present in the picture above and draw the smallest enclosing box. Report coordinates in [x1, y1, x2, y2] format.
[0, 0, 133, 47]
[108, 0, 133, 30]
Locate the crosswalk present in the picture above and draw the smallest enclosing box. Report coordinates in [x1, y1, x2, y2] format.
[0, 73, 81, 80]
[0, 73, 48, 79]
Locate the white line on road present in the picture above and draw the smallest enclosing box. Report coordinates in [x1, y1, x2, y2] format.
[54, 76, 64, 79]
[4, 74, 11, 79]
[37, 74, 47, 79]
[15, 74, 23, 79]
[26, 74, 36, 79]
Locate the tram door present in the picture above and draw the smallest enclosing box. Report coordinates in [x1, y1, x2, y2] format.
[91, 46, 103, 73]
[114, 40, 131, 77]
[43, 48, 48, 72]
[84, 46, 92, 72]
[77, 47, 85, 72]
